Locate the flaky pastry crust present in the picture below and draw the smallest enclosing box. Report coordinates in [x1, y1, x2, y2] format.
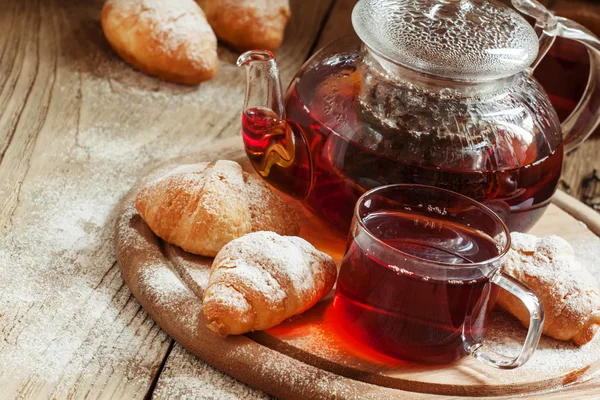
[102, 0, 218, 85]
[135, 160, 300, 257]
[196, 0, 291, 51]
[203, 231, 337, 335]
[498, 233, 600, 345]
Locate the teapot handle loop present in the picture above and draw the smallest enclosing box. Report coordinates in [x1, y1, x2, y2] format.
[548, 18, 600, 153]
[513, 0, 600, 153]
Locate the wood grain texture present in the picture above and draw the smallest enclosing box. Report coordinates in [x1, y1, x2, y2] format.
[115, 141, 600, 399]
[562, 133, 600, 212]
[152, 343, 271, 400]
[0, 0, 169, 398]
[314, 0, 357, 51]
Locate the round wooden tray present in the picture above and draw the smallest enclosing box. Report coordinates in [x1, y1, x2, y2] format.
[114, 138, 600, 399]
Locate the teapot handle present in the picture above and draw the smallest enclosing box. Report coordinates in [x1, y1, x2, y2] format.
[514, 0, 600, 153]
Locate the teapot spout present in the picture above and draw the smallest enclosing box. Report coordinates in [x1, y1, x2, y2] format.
[237, 50, 286, 120]
[238, 51, 311, 199]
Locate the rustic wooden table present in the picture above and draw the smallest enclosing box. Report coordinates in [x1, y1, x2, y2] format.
[0, 0, 598, 399]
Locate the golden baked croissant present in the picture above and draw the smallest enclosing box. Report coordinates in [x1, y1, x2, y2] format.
[497, 233, 600, 345]
[135, 160, 299, 257]
[101, 0, 218, 84]
[203, 231, 337, 336]
[196, 0, 291, 51]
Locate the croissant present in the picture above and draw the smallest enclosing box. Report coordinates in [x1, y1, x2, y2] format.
[203, 231, 337, 336]
[196, 0, 291, 51]
[101, 0, 218, 85]
[135, 160, 299, 257]
[497, 233, 600, 345]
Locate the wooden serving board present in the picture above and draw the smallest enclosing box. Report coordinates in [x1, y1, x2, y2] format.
[114, 138, 600, 399]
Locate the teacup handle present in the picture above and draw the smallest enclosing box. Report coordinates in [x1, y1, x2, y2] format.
[513, 0, 600, 153]
[463, 272, 545, 370]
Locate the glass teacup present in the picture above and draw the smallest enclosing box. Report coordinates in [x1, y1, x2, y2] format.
[333, 184, 544, 368]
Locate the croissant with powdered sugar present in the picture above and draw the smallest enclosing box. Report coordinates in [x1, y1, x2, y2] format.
[135, 160, 299, 257]
[202, 231, 337, 336]
[498, 233, 600, 345]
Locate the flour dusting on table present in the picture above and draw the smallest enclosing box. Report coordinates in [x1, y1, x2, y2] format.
[153, 344, 271, 400]
[0, 25, 258, 397]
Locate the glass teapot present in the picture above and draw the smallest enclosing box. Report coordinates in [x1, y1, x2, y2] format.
[238, 0, 600, 235]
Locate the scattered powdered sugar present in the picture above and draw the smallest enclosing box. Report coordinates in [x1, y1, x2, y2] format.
[502, 233, 600, 327]
[3, 13, 600, 394]
[138, 263, 203, 329]
[0, 1, 296, 397]
[82, 5, 243, 107]
[0, 21, 249, 398]
[153, 344, 271, 400]
[140, 264, 191, 301]
[207, 282, 255, 313]
[152, 162, 211, 182]
[0, 145, 169, 394]
[87, 44, 242, 104]
[571, 236, 600, 277]
[485, 310, 600, 380]
[224, 343, 387, 400]
[166, 243, 214, 298]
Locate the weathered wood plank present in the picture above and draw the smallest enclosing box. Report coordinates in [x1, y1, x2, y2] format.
[152, 344, 271, 400]
[562, 136, 600, 211]
[0, 2, 175, 395]
[275, 0, 337, 84]
[0, 0, 53, 233]
[0, 0, 337, 398]
[314, 0, 356, 51]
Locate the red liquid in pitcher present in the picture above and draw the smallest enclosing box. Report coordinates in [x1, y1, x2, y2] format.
[242, 51, 563, 234]
[333, 211, 500, 364]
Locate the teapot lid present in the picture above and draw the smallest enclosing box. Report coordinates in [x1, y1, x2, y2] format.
[352, 0, 539, 81]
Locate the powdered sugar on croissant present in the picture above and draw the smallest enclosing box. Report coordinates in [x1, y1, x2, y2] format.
[135, 160, 300, 257]
[196, 0, 291, 51]
[497, 232, 600, 345]
[203, 231, 337, 336]
[102, 0, 218, 84]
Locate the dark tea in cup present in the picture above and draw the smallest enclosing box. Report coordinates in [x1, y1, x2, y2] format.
[333, 185, 544, 368]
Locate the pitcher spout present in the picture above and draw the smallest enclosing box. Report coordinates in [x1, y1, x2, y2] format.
[238, 50, 311, 199]
[237, 50, 286, 120]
